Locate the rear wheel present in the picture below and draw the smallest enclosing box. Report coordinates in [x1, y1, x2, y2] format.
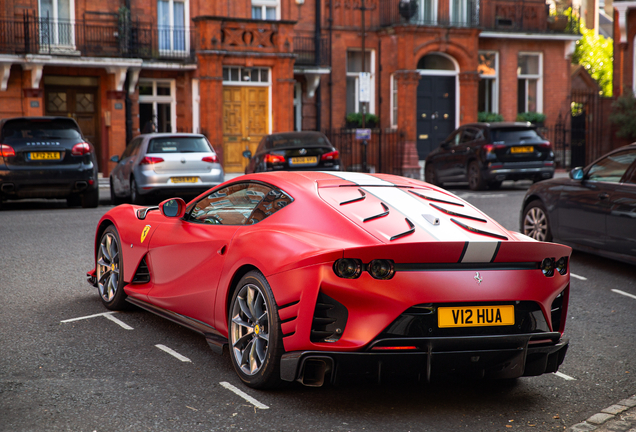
[229, 271, 284, 389]
[96, 225, 128, 310]
[110, 179, 124, 206]
[81, 188, 99, 208]
[468, 161, 486, 191]
[130, 178, 145, 205]
[522, 201, 553, 242]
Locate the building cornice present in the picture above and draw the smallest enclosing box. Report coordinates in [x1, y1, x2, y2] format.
[479, 32, 581, 41]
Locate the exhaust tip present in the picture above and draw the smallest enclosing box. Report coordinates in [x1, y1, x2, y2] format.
[298, 358, 332, 387]
[1, 183, 15, 192]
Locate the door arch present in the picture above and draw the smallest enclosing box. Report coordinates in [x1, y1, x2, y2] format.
[416, 53, 459, 159]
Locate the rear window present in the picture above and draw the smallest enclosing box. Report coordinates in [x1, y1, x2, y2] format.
[148, 137, 213, 153]
[1, 119, 82, 141]
[490, 128, 543, 143]
[267, 134, 330, 149]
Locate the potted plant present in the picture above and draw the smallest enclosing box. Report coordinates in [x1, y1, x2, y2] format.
[345, 112, 379, 128]
[516, 112, 546, 127]
[478, 112, 504, 122]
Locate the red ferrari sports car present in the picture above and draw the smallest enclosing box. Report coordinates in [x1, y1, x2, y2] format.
[88, 171, 571, 389]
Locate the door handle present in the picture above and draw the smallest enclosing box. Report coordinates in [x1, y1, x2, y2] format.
[598, 192, 610, 200]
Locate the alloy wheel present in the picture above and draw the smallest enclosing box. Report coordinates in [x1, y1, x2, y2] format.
[524, 207, 549, 241]
[96, 231, 120, 302]
[230, 283, 270, 376]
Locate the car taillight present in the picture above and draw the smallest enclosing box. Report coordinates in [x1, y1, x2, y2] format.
[321, 150, 339, 160]
[71, 142, 91, 156]
[140, 156, 164, 165]
[0, 144, 15, 157]
[202, 155, 218, 163]
[538, 141, 552, 150]
[483, 143, 506, 154]
[264, 154, 286, 164]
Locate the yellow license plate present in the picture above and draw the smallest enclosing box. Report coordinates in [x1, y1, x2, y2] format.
[30, 152, 61, 160]
[290, 156, 318, 165]
[171, 177, 199, 184]
[510, 146, 534, 154]
[438, 305, 514, 328]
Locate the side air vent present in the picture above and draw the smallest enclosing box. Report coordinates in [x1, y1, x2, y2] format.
[551, 289, 566, 332]
[132, 257, 150, 284]
[310, 292, 348, 343]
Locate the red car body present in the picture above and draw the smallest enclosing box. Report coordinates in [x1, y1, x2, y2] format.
[88, 171, 571, 388]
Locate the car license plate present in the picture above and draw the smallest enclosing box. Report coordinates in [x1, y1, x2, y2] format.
[290, 156, 318, 165]
[29, 151, 61, 160]
[438, 305, 514, 328]
[170, 177, 199, 184]
[510, 146, 534, 154]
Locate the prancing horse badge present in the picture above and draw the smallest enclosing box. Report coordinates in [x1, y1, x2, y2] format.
[474, 271, 483, 285]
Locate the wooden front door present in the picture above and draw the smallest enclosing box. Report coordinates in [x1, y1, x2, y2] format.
[222, 86, 269, 173]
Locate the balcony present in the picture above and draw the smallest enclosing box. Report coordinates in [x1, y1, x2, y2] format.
[380, 0, 480, 28]
[0, 13, 196, 61]
[481, 0, 581, 34]
[294, 36, 330, 67]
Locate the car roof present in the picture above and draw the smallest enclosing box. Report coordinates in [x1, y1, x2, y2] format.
[0, 116, 81, 126]
[137, 133, 206, 139]
[265, 131, 327, 140]
[462, 122, 535, 129]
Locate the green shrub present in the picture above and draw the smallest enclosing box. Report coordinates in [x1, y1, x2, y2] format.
[609, 90, 636, 140]
[345, 112, 379, 127]
[478, 112, 504, 122]
[516, 112, 546, 124]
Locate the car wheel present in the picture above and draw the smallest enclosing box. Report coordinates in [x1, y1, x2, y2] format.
[468, 161, 486, 191]
[96, 225, 128, 310]
[425, 164, 442, 187]
[110, 179, 124, 206]
[522, 201, 553, 242]
[81, 188, 99, 208]
[130, 178, 144, 205]
[229, 271, 284, 389]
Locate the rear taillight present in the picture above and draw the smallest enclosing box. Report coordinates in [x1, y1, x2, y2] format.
[0, 144, 15, 157]
[202, 155, 218, 163]
[538, 142, 552, 150]
[71, 142, 91, 156]
[483, 143, 506, 154]
[140, 156, 164, 165]
[321, 150, 339, 161]
[264, 154, 286, 164]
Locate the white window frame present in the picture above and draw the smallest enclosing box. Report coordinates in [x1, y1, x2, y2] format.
[138, 79, 177, 133]
[390, 73, 398, 129]
[157, 0, 190, 55]
[251, 0, 280, 20]
[38, 0, 76, 47]
[478, 50, 499, 114]
[419, 0, 438, 24]
[192, 78, 200, 134]
[450, 0, 469, 26]
[517, 52, 543, 113]
[294, 82, 302, 131]
[346, 49, 376, 115]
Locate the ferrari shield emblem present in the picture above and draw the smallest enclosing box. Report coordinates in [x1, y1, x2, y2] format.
[141, 225, 151, 243]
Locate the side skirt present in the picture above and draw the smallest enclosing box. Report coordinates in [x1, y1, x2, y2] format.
[125, 296, 228, 355]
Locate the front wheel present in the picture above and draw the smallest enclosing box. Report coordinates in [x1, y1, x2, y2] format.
[229, 271, 284, 389]
[522, 201, 553, 242]
[96, 225, 128, 310]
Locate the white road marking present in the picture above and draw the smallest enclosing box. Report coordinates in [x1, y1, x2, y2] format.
[554, 371, 577, 381]
[155, 344, 192, 362]
[220, 381, 270, 410]
[571, 273, 588, 281]
[612, 289, 636, 301]
[61, 311, 133, 329]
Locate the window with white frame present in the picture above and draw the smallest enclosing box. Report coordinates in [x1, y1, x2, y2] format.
[390, 74, 398, 128]
[252, 0, 279, 20]
[517, 53, 542, 114]
[222, 67, 270, 84]
[294, 82, 302, 131]
[158, 0, 188, 53]
[39, 0, 75, 46]
[419, 0, 437, 24]
[478, 51, 498, 114]
[346, 50, 375, 115]
[138, 79, 176, 133]
[450, 0, 469, 26]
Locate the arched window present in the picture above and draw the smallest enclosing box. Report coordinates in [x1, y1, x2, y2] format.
[417, 54, 456, 71]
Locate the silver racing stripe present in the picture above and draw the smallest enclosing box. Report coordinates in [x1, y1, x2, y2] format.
[322, 171, 395, 186]
[460, 241, 501, 263]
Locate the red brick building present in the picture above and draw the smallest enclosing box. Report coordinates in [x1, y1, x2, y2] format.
[0, 0, 580, 175]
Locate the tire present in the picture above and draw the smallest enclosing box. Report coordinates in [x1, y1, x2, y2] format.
[522, 201, 553, 242]
[468, 161, 486, 191]
[96, 225, 128, 310]
[229, 271, 284, 389]
[488, 180, 503, 190]
[425, 164, 442, 187]
[130, 178, 145, 205]
[81, 188, 99, 208]
[110, 179, 124, 206]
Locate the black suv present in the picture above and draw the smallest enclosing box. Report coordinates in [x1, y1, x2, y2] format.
[424, 122, 555, 190]
[0, 117, 99, 208]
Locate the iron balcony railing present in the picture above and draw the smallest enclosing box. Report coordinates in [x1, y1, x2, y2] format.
[294, 36, 331, 67]
[0, 12, 196, 61]
[380, 0, 480, 28]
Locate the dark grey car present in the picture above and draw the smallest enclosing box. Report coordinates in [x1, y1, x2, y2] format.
[521, 143, 636, 265]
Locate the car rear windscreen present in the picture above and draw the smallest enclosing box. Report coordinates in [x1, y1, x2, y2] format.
[148, 137, 213, 153]
[2, 119, 82, 142]
[490, 128, 543, 143]
[268, 134, 330, 149]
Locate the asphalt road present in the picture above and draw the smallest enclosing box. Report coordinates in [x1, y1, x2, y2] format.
[1, 179, 635, 431]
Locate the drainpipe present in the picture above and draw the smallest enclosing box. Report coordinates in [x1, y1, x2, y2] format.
[328, 0, 333, 131]
[315, 0, 322, 131]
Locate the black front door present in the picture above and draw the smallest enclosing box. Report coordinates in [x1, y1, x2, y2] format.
[416, 75, 456, 160]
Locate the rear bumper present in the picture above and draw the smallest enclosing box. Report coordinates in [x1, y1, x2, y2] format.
[135, 168, 224, 196]
[484, 165, 554, 182]
[280, 333, 568, 386]
[0, 165, 97, 199]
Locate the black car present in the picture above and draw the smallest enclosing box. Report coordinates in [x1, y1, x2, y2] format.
[521, 143, 636, 265]
[243, 131, 340, 174]
[424, 122, 555, 190]
[0, 117, 99, 208]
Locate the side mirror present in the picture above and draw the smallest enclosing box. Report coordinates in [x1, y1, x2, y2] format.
[110, 155, 120, 163]
[159, 198, 186, 218]
[242, 150, 252, 159]
[570, 167, 585, 180]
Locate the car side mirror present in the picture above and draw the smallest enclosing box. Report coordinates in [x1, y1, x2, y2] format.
[159, 198, 186, 218]
[242, 150, 252, 159]
[110, 155, 120, 163]
[570, 167, 585, 181]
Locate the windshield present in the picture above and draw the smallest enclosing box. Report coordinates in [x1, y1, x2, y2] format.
[267, 134, 330, 149]
[148, 137, 213, 153]
[2, 119, 82, 141]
